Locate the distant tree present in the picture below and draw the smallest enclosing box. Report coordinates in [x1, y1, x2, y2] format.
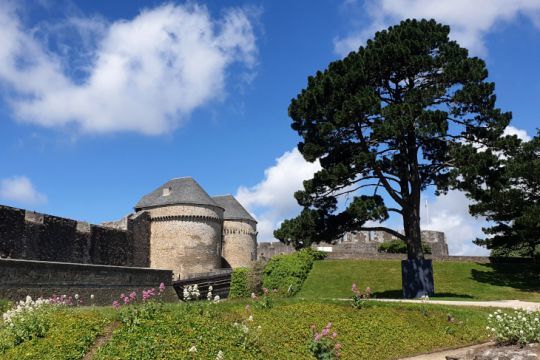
[274, 19, 511, 261]
[463, 132, 540, 258]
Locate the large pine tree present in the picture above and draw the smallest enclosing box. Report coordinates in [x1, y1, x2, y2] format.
[274, 19, 511, 260]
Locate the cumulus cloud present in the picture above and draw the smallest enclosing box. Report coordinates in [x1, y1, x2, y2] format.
[335, 0, 540, 56]
[236, 148, 321, 243]
[0, 176, 47, 206]
[0, 3, 257, 135]
[503, 125, 532, 141]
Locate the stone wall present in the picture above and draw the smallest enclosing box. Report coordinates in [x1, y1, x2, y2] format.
[257, 242, 295, 260]
[146, 204, 223, 279]
[221, 219, 257, 268]
[0, 258, 175, 305]
[0, 205, 135, 266]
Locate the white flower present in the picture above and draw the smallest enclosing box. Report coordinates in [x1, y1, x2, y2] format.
[216, 350, 224, 360]
[74, 294, 79, 300]
[209, 286, 213, 291]
[90, 294, 95, 300]
[189, 346, 197, 353]
[213, 295, 220, 303]
[248, 315, 253, 322]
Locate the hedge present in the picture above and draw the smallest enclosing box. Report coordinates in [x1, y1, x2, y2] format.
[262, 248, 326, 296]
[229, 267, 251, 298]
[378, 239, 431, 254]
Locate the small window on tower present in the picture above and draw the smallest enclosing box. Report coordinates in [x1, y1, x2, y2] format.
[162, 187, 171, 196]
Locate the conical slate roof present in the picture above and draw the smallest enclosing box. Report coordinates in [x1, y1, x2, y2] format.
[135, 177, 222, 210]
[212, 195, 257, 223]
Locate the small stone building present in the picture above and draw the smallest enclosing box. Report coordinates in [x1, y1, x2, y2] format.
[213, 195, 257, 268]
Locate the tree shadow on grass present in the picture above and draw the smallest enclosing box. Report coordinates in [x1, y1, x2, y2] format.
[470, 263, 540, 292]
[373, 290, 474, 299]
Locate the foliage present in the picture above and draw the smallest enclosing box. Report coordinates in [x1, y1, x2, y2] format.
[0, 299, 11, 314]
[251, 288, 274, 310]
[298, 259, 540, 302]
[351, 283, 372, 309]
[308, 322, 341, 359]
[1, 308, 111, 359]
[463, 132, 540, 258]
[230, 268, 252, 298]
[94, 299, 490, 360]
[487, 309, 540, 346]
[1, 296, 53, 347]
[378, 240, 431, 254]
[262, 248, 326, 296]
[275, 19, 511, 260]
[113, 284, 166, 330]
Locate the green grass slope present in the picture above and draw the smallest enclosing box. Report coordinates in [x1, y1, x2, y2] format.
[297, 259, 540, 301]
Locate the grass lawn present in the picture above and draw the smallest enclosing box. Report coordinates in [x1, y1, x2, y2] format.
[298, 259, 540, 301]
[1, 299, 492, 360]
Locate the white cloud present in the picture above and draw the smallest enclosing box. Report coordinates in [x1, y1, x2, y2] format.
[0, 176, 47, 206]
[335, 0, 540, 56]
[503, 125, 532, 141]
[0, 3, 257, 135]
[236, 148, 321, 243]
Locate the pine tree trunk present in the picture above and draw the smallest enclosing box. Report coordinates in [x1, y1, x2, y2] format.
[404, 201, 424, 260]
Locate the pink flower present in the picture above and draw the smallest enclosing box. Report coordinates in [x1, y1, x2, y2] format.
[159, 283, 166, 293]
[263, 288, 269, 295]
[322, 328, 329, 336]
[123, 296, 130, 305]
[129, 292, 137, 300]
[314, 333, 322, 342]
[112, 300, 120, 310]
[251, 293, 258, 300]
[332, 332, 337, 339]
[120, 293, 125, 298]
[335, 343, 342, 350]
[325, 322, 332, 329]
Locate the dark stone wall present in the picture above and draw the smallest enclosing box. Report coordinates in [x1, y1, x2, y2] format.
[0, 258, 175, 305]
[0, 204, 144, 267]
[90, 225, 129, 266]
[128, 212, 151, 267]
[0, 206, 25, 258]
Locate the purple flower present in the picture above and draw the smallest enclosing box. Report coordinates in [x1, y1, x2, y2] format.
[112, 300, 120, 310]
[159, 282, 166, 293]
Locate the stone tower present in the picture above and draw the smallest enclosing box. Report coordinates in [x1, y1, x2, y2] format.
[213, 195, 257, 268]
[134, 178, 224, 279]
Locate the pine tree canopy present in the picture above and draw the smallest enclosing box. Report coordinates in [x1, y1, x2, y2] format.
[274, 19, 512, 259]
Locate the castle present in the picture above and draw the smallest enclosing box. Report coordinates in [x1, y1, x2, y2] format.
[0, 177, 257, 280]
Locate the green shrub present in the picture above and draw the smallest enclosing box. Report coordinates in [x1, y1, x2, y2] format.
[487, 309, 540, 345]
[378, 240, 431, 254]
[0, 299, 11, 314]
[230, 268, 252, 298]
[262, 248, 326, 296]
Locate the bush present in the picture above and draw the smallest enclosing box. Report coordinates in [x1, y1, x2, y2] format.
[0, 300, 11, 314]
[230, 268, 252, 298]
[262, 248, 326, 296]
[487, 309, 540, 345]
[378, 240, 431, 254]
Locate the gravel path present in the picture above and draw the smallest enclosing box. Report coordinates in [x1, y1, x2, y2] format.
[371, 298, 540, 311]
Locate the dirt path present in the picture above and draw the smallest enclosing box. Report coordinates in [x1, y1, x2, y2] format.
[82, 321, 119, 360]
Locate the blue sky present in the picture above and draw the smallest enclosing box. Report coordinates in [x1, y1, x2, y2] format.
[0, 0, 539, 254]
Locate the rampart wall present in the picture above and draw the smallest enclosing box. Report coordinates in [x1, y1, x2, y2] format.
[0, 205, 140, 266]
[0, 258, 175, 305]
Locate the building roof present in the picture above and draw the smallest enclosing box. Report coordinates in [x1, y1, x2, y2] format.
[135, 177, 222, 210]
[212, 195, 257, 223]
